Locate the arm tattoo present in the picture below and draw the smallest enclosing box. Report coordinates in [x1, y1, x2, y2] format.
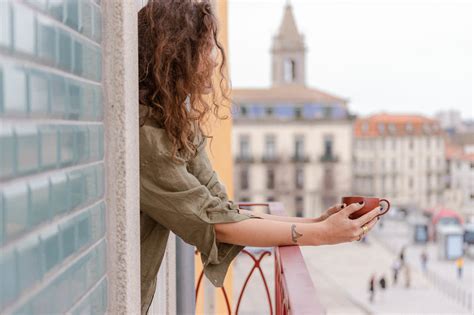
[291, 224, 303, 243]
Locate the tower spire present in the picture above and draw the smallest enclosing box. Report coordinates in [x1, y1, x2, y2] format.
[271, 2, 306, 86]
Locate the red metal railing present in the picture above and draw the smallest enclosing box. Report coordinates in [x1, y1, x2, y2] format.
[195, 202, 326, 315]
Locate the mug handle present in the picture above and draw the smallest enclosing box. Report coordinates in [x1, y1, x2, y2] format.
[379, 198, 391, 215]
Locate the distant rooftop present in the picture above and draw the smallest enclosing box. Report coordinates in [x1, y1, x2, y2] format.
[354, 114, 442, 137]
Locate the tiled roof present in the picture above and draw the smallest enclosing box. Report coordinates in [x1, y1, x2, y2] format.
[354, 114, 442, 137]
[232, 84, 347, 104]
[446, 144, 474, 161]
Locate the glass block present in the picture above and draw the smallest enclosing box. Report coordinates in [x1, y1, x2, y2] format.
[28, 177, 51, 227]
[68, 169, 85, 209]
[80, 0, 93, 38]
[0, 124, 15, 179]
[15, 124, 39, 175]
[59, 125, 75, 166]
[82, 84, 95, 120]
[67, 81, 82, 119]
[96, 163, 104, 198]
[11, 302, 33, 315]
[73, 39, 83, 77]
[95, 48, 102, 82]
[0, 1, 11, 48]
[3, 183, 29, 240]
[50, 75, 67, 118]
[39, 225, 60, 273]
[90, 203, 105, 241]
[50, 269, 71, 313]
[29, 70, 50, 114]
[25, 0, 48, 10]
[0, 194, 3, 245]
[58, 29, 72, 71]
[75, 126, 89, 162]
[0, 64, 3, 112]
[50, 172, 69, 215]
[83, 166, 97, 201]
[94, 86, 103, 120]
[39, 125, 58, 170]
[82, 44, 97, 82]
[65, 0, 79, 31]
[0, 248, 18, 309]
[76, 210, 91, 249]
[13, 3, 36, 55]
[59, 220, 76, 259]
[92, 3, 102, 43]
[95, 240, 107, 279]
[37, 16, 56, 64]
[15, 235, 42, 292]
[48, 0, 64, 21]
[98, 125, 104, 159]
[88, 125, 99, 161]
[3, 63, 28, 114]
[69, 255, 88, 305]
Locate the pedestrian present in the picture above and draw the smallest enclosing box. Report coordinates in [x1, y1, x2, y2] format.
[404, 265, 411, 288]
[421, 249, 428, 272]
[399, 246, 406, 267]
[456, 256, 464, 279]
[369, 273, 376, 303]
[379, 274, 387, 301]
[392, 259, 401, 285]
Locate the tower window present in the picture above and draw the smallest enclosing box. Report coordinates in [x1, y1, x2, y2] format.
[284, 58, 296, 83]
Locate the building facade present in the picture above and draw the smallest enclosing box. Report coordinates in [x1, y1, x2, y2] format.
[353, 114, 445, 210]
[232, 3, 353, 218]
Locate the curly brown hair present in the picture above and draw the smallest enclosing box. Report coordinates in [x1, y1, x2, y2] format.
[138, 0, 230, 161]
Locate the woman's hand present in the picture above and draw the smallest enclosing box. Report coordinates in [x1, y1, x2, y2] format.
[318, 202, 381, 245]
[313, 203, 346, 222]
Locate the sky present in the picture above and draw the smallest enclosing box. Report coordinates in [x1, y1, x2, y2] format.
[228, 0, 473, 119]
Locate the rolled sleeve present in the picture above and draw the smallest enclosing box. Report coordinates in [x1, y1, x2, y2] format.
[140, 125, 261, 287]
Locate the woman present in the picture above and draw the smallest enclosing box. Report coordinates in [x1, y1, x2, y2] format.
[138, 1, 381, 314]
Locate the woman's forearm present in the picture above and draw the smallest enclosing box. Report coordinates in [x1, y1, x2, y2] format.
[238, 209, 316, 223]
[214, 218, 326, 247]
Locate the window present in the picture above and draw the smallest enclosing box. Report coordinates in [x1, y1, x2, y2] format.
[323, 134, 334, 158]
[239, 135, 250, 159]
[406, 123, 414, 133]
[409, 177, 414, 189]
[377, 123, 385, 135]
[240, 168, 249, 190]
[294, 135, 305, 160]
[264, 134, 276, 159]
[284, 58, 296, 83]
[409, 139, 414, 150]
[240, 106, 247, 117]
[361, 122, 369, 134]
[265, 107, 274, 116]
[409, 158, 414, 169]
[295, 167, 304, 189]
[388, 123, 396, 134]
[266, 168, 275, 189]
[267, 196, 275, 202]
[295, 196, 304, 217]
[294, 107, 302, 119]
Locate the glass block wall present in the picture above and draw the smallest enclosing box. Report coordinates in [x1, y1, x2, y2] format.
[0, 0, 107, 313]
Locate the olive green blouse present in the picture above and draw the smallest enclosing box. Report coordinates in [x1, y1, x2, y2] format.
[139, 112, 262, 314]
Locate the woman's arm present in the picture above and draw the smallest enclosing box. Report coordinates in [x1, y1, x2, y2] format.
[237, 203, 346, 224]
[215, 202, 383, 247]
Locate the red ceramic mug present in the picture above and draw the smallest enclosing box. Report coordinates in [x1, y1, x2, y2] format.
[341, 196, 391, 220]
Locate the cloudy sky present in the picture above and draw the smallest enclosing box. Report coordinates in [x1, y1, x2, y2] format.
[228, 0, 472, 119]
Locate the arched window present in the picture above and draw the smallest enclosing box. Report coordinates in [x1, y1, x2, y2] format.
[284, 58, 296, 82]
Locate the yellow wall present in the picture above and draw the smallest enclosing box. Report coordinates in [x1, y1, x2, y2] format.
[195, 0, 236, 314]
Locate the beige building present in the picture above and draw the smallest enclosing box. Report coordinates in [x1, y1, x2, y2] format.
[444, 144, 474, 219]
[353, 114, 445, 210]
[232, 3, 353, 217]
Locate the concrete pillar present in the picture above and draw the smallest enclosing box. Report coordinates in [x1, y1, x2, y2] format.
[102, 0, 141, 314]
